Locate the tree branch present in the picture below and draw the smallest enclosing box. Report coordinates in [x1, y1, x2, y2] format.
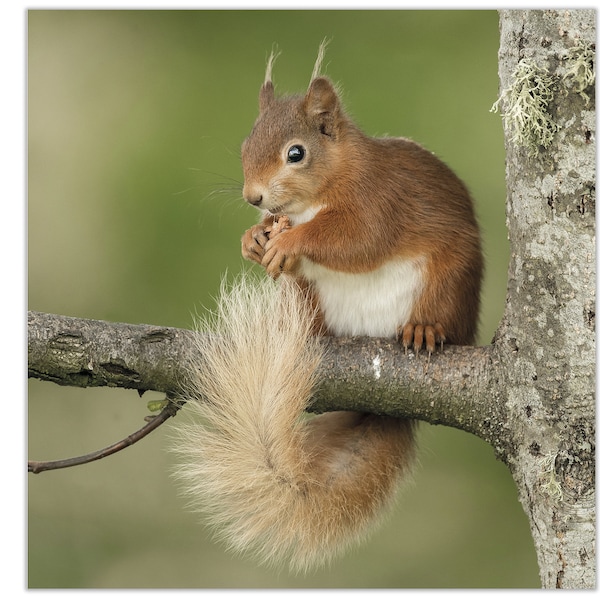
[28, 397, 184, 474]
[27, 310, 194, 393]
[28, 310, 503, 447]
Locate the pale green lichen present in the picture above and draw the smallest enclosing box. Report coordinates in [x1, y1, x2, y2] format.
[491, 61, 560, 157]
[563, 39, 595, 104]
[491, 40, 595, 157]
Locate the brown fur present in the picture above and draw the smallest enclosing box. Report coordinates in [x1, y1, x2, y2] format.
[242, 77, 482, 341]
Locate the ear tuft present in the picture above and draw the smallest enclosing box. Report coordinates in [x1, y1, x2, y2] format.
[310, 38, 330, 82]
[259, 48, 280, 112]
[264, 48, 280, 85]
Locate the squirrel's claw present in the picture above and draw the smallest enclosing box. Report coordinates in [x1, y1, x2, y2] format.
[262, 238, 297, 279]
[241, 224, 270, 265]
[261, 217, 297, 278]
[397, 322, 446, 355]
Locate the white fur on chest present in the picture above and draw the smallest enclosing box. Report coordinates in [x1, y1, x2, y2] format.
[299, 256, 425, 338]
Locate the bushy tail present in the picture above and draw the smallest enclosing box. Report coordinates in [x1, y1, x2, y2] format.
[171, 274, 415, 571]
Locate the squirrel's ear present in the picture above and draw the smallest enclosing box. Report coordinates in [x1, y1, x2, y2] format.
[303, 77, 340, 136]
[259, 81, 275, 112]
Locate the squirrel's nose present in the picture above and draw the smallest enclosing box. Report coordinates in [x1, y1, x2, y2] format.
[245, 193, 263, 207]
[243, 183, 265, 207]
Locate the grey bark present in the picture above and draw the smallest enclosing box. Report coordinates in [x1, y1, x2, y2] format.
[491, 9, 595, 589]
[27, 9, 595, 588]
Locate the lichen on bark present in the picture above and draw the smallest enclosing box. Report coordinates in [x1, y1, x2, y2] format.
[491, 16, 595, 157]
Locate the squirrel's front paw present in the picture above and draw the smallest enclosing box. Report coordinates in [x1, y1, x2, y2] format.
[262, 233, 298, 279]
[397, 322, 446, 356]
[242, 224, 270, 265]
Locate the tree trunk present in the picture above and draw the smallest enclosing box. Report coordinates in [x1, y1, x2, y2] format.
[27, 9, 595, 588]
[492, 9, 595, 588]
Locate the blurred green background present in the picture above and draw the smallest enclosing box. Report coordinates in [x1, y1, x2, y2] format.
[28, 10, 539, 588]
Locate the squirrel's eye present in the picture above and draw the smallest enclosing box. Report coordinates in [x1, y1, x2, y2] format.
[287, 145, 306, 163]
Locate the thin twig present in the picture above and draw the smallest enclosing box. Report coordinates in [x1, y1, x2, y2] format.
[28, 397, 185, 474]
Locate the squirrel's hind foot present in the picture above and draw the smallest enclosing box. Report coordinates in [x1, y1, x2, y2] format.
[397, 322, 446, 356]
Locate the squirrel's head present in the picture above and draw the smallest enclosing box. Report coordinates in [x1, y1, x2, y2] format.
[241, 45, 350, 221]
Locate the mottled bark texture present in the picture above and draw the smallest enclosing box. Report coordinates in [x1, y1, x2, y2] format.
[492, 9, 595, 589]
[28, 9, 595, 589]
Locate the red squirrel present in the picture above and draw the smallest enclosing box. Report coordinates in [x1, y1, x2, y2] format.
[172, 45, 483, 572]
